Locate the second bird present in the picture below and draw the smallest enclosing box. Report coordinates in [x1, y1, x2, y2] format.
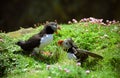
[58, 38, 103, 62]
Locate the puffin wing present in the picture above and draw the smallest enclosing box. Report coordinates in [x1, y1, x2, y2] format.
[78, 49, 103, 59]
[72, 47, 103, 59]
[23, 34, 41, 50]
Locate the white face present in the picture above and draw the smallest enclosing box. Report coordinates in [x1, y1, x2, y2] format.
[50, 23, 57, 32]
[62, 39, 72, 49]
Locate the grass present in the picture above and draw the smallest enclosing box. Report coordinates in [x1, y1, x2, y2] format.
[0, 22, 120, 78]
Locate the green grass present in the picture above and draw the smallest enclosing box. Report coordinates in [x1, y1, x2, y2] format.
[0, 22, 120, 78]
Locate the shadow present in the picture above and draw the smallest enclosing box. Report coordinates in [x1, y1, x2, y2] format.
[13, 50, 59, 64]
[81, 58, 103, 70]
[110, 57, 120, 77]
[0, 63, 6, 77]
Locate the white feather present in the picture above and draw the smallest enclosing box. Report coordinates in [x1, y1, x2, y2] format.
[33, 34, 53, 53]
[67, 53, 77, 60]
[40, 34, 53, 49]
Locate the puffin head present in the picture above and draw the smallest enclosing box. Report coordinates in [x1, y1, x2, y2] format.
[45, 22, 61, 34]
[58, 38, 73, 49]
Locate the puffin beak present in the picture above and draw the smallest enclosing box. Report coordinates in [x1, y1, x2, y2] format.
[55, 31, 58, 34]
[57, 26, 61, 30]
[55, 26, 61, 34]
[57, 40, 64, 46]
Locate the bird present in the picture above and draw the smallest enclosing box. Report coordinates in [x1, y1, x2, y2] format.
[58, 38, 103, 62]
[16, 22, 60, 55]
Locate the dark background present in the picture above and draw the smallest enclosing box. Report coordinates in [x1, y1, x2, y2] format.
[0, 0, 120, 32]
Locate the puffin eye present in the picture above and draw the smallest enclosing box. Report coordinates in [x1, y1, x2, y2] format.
[51, 23, 57, 26]
[65, 42, 68, 45]
[55, 23, 57, 26]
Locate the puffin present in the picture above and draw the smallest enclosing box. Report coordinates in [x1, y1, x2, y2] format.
[16, 22, 60, 55]
[58, 38, 103, 62]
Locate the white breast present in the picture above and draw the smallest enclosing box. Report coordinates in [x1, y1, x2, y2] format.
[39, 34, 53, 49]
[67, 53, 77, 60]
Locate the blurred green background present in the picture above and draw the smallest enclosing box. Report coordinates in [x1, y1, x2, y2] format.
[0, 0, 120, 32]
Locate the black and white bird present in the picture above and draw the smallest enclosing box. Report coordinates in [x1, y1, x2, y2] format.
[58, 38, 103, 62]
[16, 22, 60, 55]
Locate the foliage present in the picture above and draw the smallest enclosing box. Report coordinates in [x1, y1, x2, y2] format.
[0, 22, 120, 78]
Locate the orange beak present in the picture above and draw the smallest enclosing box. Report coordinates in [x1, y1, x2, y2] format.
[57, 40, 64, 46]
[55, 26, 61, 34]
[57, 26, 61, 30]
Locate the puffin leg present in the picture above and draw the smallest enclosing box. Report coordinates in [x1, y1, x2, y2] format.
[30, 47, 40, 56]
